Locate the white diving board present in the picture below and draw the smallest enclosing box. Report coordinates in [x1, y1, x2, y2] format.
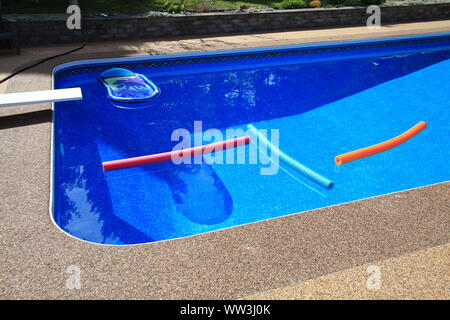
[0, 88, 82, 107]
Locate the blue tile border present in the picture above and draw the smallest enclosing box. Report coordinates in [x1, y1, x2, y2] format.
[53, 32, 450, 81]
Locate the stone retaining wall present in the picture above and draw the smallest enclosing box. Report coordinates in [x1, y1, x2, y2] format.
[8, 3, 450, 46]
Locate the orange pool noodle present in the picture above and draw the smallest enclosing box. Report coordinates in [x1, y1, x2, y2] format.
[335, 121, 427, 165]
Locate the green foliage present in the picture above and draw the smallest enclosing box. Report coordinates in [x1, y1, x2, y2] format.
[321, 0, 346, 6]
[162, 0, 186, 13]
[361, 0, 385, 4]
[273, 0, 308, 9]
[319, 0, 384, 7]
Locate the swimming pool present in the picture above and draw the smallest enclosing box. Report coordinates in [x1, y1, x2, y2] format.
[52, 33, 450, 245]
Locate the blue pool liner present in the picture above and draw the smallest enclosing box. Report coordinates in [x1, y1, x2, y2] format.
[247, 124, 334, 189]
[51, 33, 450, 244]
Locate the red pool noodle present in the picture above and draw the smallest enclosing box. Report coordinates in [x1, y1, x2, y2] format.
[102, 136, 251, 172]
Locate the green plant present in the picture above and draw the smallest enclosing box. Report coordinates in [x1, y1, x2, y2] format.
[162, 0, 186, 13]
[274, 0, 308, 9]
[361, 0, 385, 5]
[322, 0, 382, 7]
[321, 0, 346, 6]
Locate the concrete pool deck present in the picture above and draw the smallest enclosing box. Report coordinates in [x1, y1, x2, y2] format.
[0, 20, 449, 299]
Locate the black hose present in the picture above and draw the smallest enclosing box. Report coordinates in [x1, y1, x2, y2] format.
[0, 41, 88, 84]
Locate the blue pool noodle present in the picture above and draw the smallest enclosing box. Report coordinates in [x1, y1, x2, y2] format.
[247, 124, 334, 189]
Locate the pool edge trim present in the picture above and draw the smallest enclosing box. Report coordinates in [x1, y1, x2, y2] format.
[52, 32, 450, 76]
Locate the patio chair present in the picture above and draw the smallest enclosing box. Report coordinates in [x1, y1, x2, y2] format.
[0, 0, 20, 55]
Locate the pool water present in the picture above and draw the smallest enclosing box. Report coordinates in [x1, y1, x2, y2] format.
[52, 33, 450, 245]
